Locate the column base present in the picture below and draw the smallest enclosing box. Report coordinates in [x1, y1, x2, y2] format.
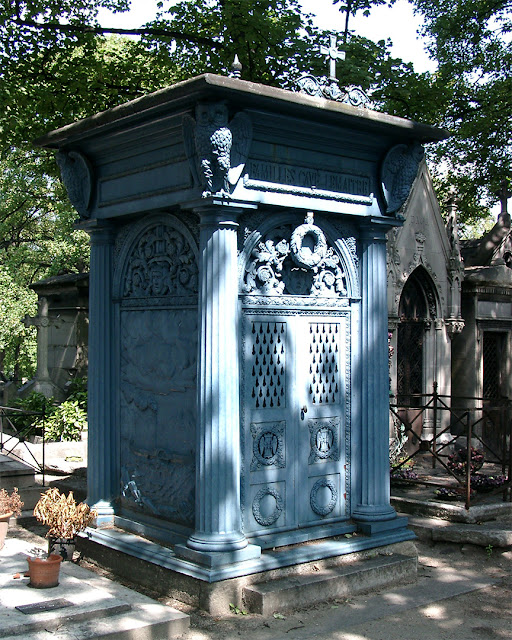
[356, 515, 409, 536]
[91, 500, 115, 527]
[352, 503, 397, 523]
[186, 530, 249, 553]
[175, 543, 261, 569]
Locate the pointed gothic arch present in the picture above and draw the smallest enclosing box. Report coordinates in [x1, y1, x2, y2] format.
[397, 266, 439, 405]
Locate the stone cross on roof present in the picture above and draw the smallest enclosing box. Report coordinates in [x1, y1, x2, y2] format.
[320, 34, 345, 80]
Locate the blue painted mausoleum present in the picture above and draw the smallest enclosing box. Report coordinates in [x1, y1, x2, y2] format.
[37, 72, 446, 582]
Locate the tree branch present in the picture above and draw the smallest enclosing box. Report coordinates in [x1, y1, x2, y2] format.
[12, 18, 223, 50]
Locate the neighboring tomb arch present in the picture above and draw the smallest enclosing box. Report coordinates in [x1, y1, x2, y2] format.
[396, 266, 440, 420]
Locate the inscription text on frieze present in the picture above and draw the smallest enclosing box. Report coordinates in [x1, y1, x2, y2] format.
[246, 160, 371, 198]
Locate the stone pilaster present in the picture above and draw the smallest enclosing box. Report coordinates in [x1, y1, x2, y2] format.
[353, 225, 404, 533]
[86, 222, 117, 524]
[177, 205, 260, 566]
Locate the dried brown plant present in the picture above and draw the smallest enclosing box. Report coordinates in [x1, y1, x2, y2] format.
[0, 488, 23, 517]
[33, 487, 97, 538]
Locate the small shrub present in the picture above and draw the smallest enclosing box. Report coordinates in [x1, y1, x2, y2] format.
[43, 400, 87, 442]
[33, 487, 96, 538]
[0, 488, 24, 516]
[11, 392, 54, 438]
[390, 468, 419, 482]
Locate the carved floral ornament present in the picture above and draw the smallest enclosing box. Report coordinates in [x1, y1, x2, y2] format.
[243, 213, 349, 298]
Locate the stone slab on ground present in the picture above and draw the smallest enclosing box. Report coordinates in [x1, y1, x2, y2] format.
[243, 553, 417, 615]
[0, 454, 36, 488]
[408, 515, 512, 547]
[0, 538, 189, 640]
[392, 494, 512, 523]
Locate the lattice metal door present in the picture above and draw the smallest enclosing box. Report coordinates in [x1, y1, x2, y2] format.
[241, 312, 349, 542]
[397, 322, 424, 405]
[483, 332, 505, 399]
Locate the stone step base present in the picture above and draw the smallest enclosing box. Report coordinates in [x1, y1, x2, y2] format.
[0, 455, 37, 490]
[0, 538, 189, 640]
[243, 553, 417, 615]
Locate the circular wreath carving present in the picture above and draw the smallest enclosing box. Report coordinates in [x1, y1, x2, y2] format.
[290, 222, 327, 269]
[310, 478, 338, 517]
[252, 487, 284, 527]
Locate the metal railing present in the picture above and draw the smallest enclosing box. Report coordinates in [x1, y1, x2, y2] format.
[0, 405, 46, 483]
[390, 383, 512, 509]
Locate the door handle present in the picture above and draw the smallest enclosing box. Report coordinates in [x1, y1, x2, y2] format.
[301, 405, 308, 420]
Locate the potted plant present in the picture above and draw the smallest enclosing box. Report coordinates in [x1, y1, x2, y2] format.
[33, 487, 97, 561]
[26, 548, 63, 588]
[0, 488, 24, 550]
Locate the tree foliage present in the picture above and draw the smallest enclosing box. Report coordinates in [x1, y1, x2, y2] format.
[410, 0, 512, 224]
[0, 0, 510, 377]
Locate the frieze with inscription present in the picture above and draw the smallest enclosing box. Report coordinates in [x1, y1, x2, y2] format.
[244, 161, 372, 204]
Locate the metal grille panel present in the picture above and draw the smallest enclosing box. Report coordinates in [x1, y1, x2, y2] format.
[483, 332, 504, 399]
[397, 322, 424, 402]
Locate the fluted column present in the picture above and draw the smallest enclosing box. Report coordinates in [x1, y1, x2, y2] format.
[352, 225, 399, 529]
[185, 207, 249, 554]
[86, 222, 117, 524]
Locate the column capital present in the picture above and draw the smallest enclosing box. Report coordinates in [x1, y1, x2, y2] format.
[77, 219, 116, 244]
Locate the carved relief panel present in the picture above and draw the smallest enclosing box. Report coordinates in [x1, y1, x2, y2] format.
[116, 215, 199, 528]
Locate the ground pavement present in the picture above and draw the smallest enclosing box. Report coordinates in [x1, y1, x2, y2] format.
[2, 440, 511, 640]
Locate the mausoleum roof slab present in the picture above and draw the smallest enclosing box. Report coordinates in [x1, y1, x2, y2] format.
[35, 74, 448, 148]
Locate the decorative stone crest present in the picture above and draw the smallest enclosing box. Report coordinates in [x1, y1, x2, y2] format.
[250, 421, 286, 470]
[381, 143, 425, 214]
[182, 102, 252, 197]
[310, 477, 338, 517]
[56, 150, 93, 218]
[123, 224, 198, 298]
[243, 214, 348, 298]
[295, 76, 371, 108]
[308, 417, 340, 464]
[294, 34, 372, 108]
[252, 486, 284, 527]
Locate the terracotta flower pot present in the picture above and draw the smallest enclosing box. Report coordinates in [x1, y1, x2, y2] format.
[27, 554, 62, 588]
[48, 536, 76, 561]
[0, 512, 13, 551]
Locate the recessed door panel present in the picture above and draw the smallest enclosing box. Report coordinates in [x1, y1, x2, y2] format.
[242, 312, 349, 540]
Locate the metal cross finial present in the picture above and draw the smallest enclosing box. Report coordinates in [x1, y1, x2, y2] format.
[320, 34, 345, 80]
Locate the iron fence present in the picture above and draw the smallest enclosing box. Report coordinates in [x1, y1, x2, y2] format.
[0, 405, 46, 484]
[390, 383, 512, 509]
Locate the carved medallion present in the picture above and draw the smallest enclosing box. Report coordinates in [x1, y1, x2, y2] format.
[290, 213, 327, 269]
[310, 478, 338, 517]
[252, 486, 284, 527]
[308, 417, 340, 464]
[250, 421, 285, 470]
[381, 143, 425, 215]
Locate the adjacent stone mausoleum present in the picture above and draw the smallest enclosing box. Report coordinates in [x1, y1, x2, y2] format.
[36, 72, 446, 581]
